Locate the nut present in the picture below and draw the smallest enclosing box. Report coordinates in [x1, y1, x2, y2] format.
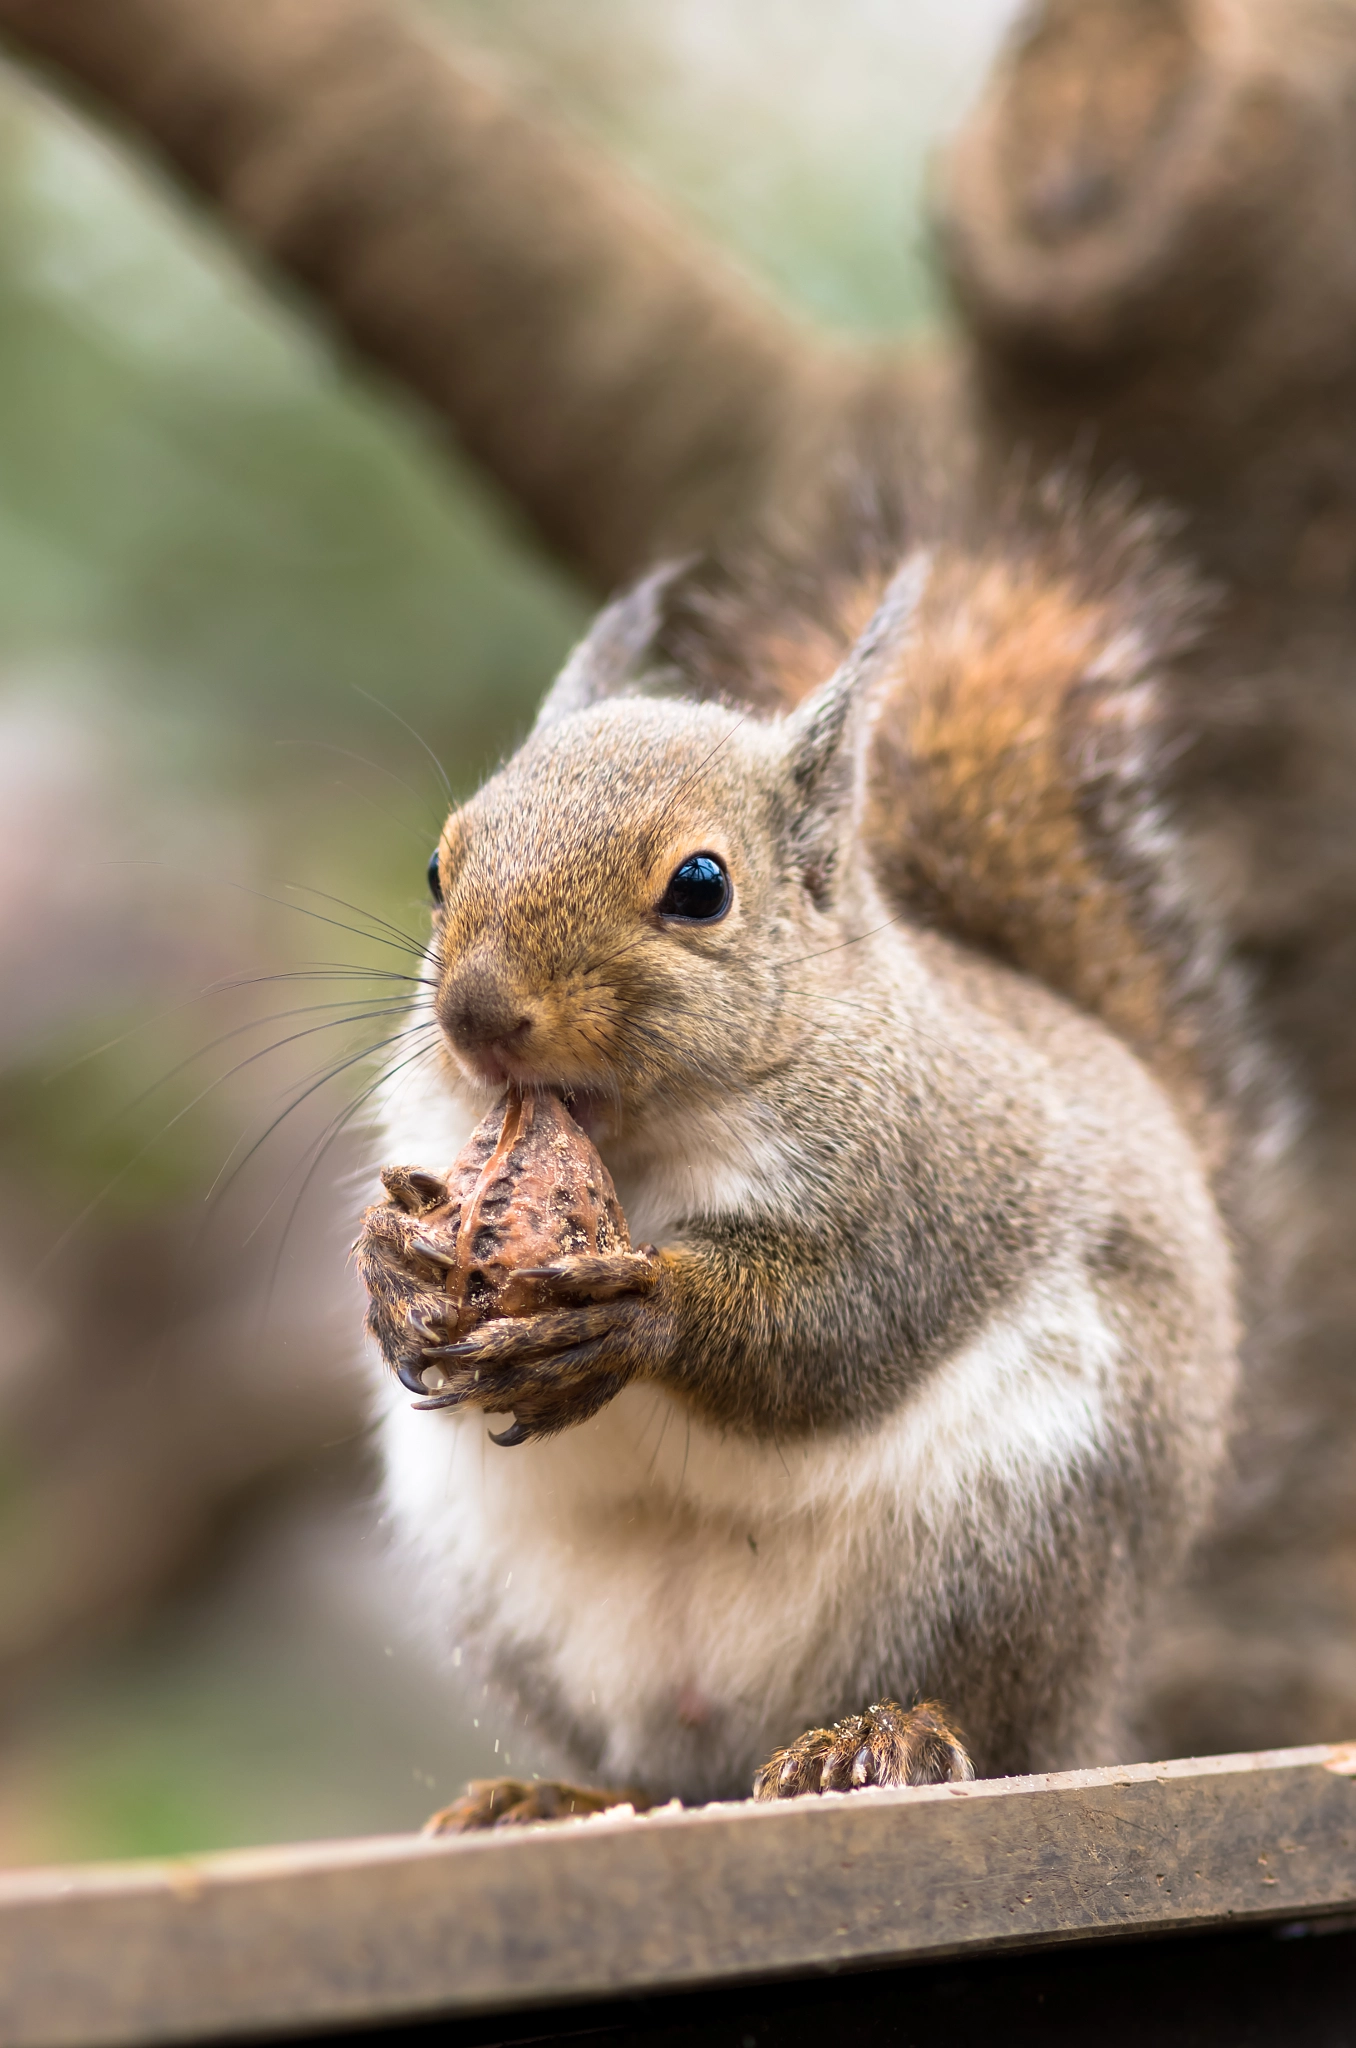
[389, 1091, 629, 1340]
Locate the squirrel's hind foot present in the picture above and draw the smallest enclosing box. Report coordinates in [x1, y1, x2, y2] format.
[752, 1699, 974, 1800]
[423, 1776, 653, 1833]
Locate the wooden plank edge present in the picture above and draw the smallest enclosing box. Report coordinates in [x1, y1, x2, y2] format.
[1, 1742, 1353, 2048]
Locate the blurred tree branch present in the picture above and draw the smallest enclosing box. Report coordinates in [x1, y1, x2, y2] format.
[0, 0, 941, 591]
[0, 0, 1352, 601]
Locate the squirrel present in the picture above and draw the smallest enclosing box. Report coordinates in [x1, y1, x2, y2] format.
[357, 472, 1274, 1828]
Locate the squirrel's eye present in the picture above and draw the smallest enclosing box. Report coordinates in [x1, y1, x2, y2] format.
[658, 853, 731, 923]
[427, 850, 444, 906]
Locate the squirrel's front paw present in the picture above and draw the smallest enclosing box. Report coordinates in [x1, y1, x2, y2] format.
[752, 1699, 974, 1799]
[354, 1169, 459, 1396]
[411, 1247, 672, 1444]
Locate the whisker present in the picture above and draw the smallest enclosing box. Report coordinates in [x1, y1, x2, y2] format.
[578, 933, 653, 978]
[242, 1034, 442, 1250]
[283, 881, 432, 958]
[643, 1393, 674, 1485]
[275, 738, 445, 829]
[42, 987, 255, 1082]
[43, 968, 426, 1082]
[330, 777, 444, 852]
[352, 683, 454, 806]
[644, 713, 751, 856]
[206, 1022, 440, 1210]
[101, 1000, 418, 1138]
[215, 1008, 429, 1113]
[776, 915, 904, 970]
[214, 964, 437, 992]
[248, 1038, 447, 1344]
[103, 862, 432, 964]
[190, 1013, 429, 1209]
[217, 878, 430, 962]
[44, 1011, 418, 1274]
[31, 1023, 349, 1273]
[197, 1016, 437, 1202]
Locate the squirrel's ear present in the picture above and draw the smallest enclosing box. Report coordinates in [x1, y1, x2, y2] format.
[780, 553, 930, 890]
[531, 559, 691, 733]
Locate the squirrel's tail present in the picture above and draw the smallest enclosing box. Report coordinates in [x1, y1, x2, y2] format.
[866, 477, 1246, 1122]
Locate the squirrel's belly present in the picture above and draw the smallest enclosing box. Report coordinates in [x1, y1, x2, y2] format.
[373, 1256, 1179, 1798]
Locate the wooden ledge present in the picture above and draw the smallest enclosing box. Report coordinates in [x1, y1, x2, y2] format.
[3, 1743, 1356, 2048]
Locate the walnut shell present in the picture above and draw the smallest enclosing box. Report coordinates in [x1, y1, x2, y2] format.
[419, 1091, 628, 1339]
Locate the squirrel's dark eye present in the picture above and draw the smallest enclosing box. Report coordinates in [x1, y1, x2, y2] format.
[658, 853, 731, 923]
[427, 850, 444, 906]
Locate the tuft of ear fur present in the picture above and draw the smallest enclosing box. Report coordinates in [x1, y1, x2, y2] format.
[532, 560, 691, 732]
[780, 553, 930, 905]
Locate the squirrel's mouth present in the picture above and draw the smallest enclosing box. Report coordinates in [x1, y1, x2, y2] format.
[449, 1050, 614, 1141]
[453, 1044, 533, 1090]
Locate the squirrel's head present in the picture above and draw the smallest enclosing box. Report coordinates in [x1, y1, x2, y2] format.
[423, 562, 926, 1135]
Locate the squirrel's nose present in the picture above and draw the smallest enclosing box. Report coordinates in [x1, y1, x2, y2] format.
[453, 1011, 532, 1057]
[438, 962, 533, 1060]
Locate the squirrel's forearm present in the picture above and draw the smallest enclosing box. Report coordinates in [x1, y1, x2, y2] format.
[650, 1219, 903, 1437]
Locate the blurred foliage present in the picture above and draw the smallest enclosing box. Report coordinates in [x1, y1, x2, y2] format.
[1, 1498, 497, 1860]
[0, 1035, 219, 1211]
[0, 72, 585, 756]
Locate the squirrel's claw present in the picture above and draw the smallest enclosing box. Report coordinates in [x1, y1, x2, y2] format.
[410, 1291, 670, 1439]
[414, 1349, 631, 1438]
[409, 1233, 455, 1267]
[411, 1302, 641, 1414]
[380, 1166, 449, 1216]
[358, 1194, 673, 1437]
[355, 1189, 462, 1395]
[487, 1419, 531, 1448]
[405, 1305, 449, 1345]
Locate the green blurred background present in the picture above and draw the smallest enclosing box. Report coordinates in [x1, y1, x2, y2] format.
[0, 0, 1015, 1863]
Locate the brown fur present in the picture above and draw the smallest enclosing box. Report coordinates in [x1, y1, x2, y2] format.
[874, 556, 1174, 1055]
